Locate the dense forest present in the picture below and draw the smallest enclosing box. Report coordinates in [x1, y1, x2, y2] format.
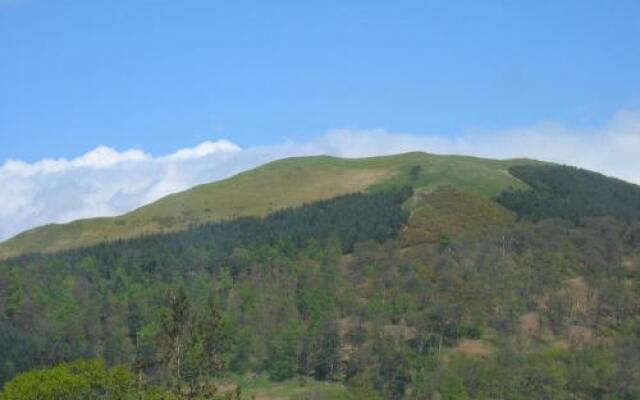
[1, 165, 639, 399]
[497, 164, 640, 221]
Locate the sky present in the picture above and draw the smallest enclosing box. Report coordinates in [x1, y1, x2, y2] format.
[1, 1, 640, 240]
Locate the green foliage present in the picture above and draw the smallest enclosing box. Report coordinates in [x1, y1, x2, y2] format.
[497, 164, 640, 221]
[157, 288, 228, 394]
[309, 319, 341, 381]
[267, 324, 301, 382]
[234, 374, 352, 400]
[0, 188, 410, 384]
[0, 358, 242, 400]
[0, 359, 135, 400]
[438, 373, 469, 400]
[1, 174, 640, 398]
[409, 165, 423, 181]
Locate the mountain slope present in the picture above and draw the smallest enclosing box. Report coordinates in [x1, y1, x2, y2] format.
[2, 154, 640, 398]
[0, 152, 535, 259]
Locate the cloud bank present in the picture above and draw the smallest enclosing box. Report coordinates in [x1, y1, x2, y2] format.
[1, 110, 639, 241]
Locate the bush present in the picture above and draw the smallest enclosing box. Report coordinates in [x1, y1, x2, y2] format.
[0, 359, 135, 400]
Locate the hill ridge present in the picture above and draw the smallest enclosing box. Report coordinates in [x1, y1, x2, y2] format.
[0, 152, 535, 259]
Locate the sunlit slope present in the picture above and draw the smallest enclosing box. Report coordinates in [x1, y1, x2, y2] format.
[0, 152, 535, 258]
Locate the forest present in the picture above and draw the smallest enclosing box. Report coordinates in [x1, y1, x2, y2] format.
[497, 164, 640, 221]
[0, 165, 639, 399]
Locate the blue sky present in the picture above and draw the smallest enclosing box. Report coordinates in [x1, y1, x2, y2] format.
[2, 0, 639, 162]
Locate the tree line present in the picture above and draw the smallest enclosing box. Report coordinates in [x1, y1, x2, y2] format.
[1, 179, 639, 399]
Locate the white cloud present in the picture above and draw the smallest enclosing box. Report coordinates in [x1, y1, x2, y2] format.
[304, 110, 640, 185]
[1, 110, 639, 241]
[163, 140, 240, 161]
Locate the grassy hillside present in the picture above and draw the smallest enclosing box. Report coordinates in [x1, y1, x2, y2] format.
[0, 152, 535, 258]
[2, 171, 639, 399]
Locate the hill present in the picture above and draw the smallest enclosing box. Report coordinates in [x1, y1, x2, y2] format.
[1, 155, 640, 399]
[0, 152, 534, 259]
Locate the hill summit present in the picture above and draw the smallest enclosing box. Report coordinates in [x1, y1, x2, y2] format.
[0, 152, 534, 259]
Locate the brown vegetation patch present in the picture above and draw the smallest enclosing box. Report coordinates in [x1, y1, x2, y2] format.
[622, 257, 639, 271]
[455, 339, 493, 357]
[383, 324, 417, 341]
[564, 277, 589, 301]
[561, 277, 592, 319]
[336, 317, 361, 337]
[401, 186, 516, 247]
[568, 325, 594, 346]
[519, 312, 541, 336]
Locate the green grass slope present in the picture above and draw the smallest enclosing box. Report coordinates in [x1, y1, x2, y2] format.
[0, 152, 536, 259]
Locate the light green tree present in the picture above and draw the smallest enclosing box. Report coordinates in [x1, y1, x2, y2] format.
[0, 359, 135, 400]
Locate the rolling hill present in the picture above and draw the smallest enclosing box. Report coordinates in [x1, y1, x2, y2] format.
[0, 152, 536, 259]
[2, 152, 640, 399]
